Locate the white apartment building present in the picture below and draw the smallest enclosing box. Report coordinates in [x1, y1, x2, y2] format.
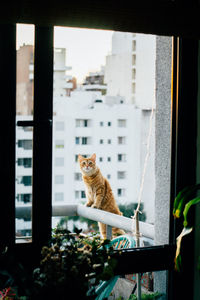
[105, 32, 156, 108]
[16, 93, 142, 235]
[105, 32, 156, 223]
[16, 33, 157, 236]
[52, 93, 141, 207]
[15, 116, 33, 236]
[54, 48, 73, 97]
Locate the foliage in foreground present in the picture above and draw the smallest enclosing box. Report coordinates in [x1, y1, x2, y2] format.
[173, 184, 200, 272]
[127, 292, 162, 300]
[32, 227, 117, 299]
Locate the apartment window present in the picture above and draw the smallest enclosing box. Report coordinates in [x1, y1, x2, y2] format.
[74, 172, 82, 181]
[108, 139, 112, 144]
[82, 137, 88, 145]
[118, 154, 126, 162]
[81, 191, 86, 198]
[99, 139, 104, 144]
[55, 121, 65, 131]
[18, 139, 32, 150]
[55, 157, 64, 166]
[75, 154, 88, 162]
[132, 68, 136, 80]
[76, 119, 90, 127]
[17, 158, 32, 168]
[108, 121, 112, 126]
[17, 193, 32, 203]
[118, 119, 127, 127]
[107, 157, 111, 162]
[55, 192, 64, 201]
[117, 171, 126, 179]
[118, 136, 126, 144]
[55, 140, 64, 149]
[75, 190, 86, 199]
[117, 188, 125, 197]
[132, 54, 136, 65]
[75, 137, 90, 145]
[132, 39, 136, 52]
[55, 175, 64, 184]
[99, 157, 103, 162]
[107, 174, 111, 179]
[19, 176, 32, 186]
[100, 121, 104, 127]
[132, 82, 136, 94]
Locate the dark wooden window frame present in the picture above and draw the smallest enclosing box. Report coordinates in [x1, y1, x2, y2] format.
[0, 22, 199, 300]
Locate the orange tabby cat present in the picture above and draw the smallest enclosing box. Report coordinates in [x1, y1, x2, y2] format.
[78, 153, 125, 239]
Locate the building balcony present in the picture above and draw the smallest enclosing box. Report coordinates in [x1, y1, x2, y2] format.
[82, 84, 107, 91]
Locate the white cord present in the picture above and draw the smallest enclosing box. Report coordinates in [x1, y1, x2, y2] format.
[132, 97, 156, 230]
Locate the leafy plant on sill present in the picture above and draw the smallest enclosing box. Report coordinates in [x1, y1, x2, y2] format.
[128, 292, 162, 299]
[173, 184, 200, 272]
[32, 227, 117, 300]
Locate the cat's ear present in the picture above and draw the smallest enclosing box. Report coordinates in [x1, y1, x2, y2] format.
[78, 154, 84, 162]
[90, 153, 96, 162]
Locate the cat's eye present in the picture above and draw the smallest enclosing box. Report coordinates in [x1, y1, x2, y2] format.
[89, 161, 93, 165]
[82, 162, 86, 165]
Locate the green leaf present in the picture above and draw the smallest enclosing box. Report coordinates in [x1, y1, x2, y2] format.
[173, 186, 192, 216]
[173, 184, 200, 218]
[183, 197, 200, 228]
[174, 227, 193, 271]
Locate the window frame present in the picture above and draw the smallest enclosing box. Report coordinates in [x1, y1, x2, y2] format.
[0, 21, 198, 300]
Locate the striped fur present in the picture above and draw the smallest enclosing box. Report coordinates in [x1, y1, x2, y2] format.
[78, 153, 125, 239]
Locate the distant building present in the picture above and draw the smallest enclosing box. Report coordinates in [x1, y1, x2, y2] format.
[105, 32, 156, 223]
[16, 45, 34, 115]
[52, 92, 141, 207]
[15, 92, 142, 235]
[16, 46, 75, 117]
[53, 48, 75, 97]
[82, 67, 107, 95]
[105, 32, 156, 108]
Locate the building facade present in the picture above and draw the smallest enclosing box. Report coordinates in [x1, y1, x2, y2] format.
[16, 45, 34, 115]
[52, 93, 141, 207]
[105, 32, 156, 223]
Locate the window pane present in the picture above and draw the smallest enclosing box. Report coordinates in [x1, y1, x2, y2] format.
[55, 175, 64, 184]
[15, 24, 35, 242]
[55, 157, 64, 166]
[52, 27, 172, 283]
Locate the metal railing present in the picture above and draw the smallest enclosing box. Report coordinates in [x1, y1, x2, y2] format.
[16, 204, 154, 240]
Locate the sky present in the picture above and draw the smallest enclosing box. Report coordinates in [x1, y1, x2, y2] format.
[17, 24, 114, 84]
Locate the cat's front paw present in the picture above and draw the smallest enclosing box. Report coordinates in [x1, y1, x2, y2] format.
[91, 204, 97, 209]
[91, 204, 101, 209]
[85, 202, 92, 207]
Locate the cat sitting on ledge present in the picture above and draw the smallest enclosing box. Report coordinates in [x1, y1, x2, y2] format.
[78, 153, 125, 239]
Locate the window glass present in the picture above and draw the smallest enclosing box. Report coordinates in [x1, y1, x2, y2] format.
[12, 25, 173, 296]
[52, 29, 172, 248]
[15, 24, 35, 242]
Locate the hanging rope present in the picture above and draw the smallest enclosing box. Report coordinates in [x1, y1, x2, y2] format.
[132, 96, 156, 230]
